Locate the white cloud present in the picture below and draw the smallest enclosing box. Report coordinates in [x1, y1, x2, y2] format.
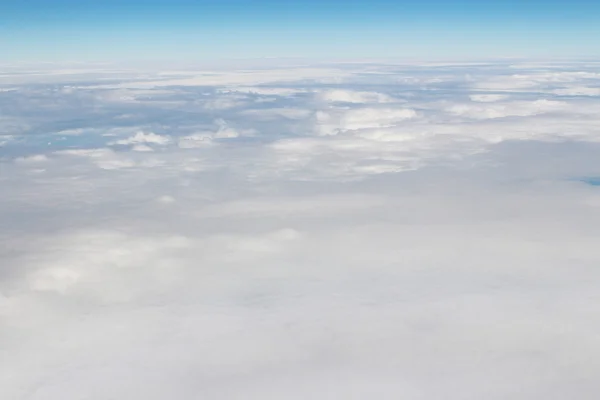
[447, 99, 567, 119]
[108, 68, 356, 88]
[317, 89, 396, 103]
[55, 128, 86, 135]
[228, 86, 309, 96]
[157, 195, 176, 204]
[474, 71, 600, 91]
[553, 86, 600, 96]
[131, 144, 154, 152]
[178, 134, 215, 148]
[111, 131, 171, 146]
[315, 107, 417, 135]
[56, 148, 136, 169]
[194, 194, 388, 219]
[241, 108, 313, 120]
[0, 135, 12, 146]
[212, 119, 243, 138]
[15, 154, 49, 163]
[469, 94, 509, 102]
[4, 60, 600, 400]
[0, 116, 30, 135]
[177, 119, 255, 147]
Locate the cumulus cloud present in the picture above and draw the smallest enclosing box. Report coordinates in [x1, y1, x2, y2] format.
[177, 119, 255, 148]
[111, 131, 171, 146]
[3, 60, 600, 400]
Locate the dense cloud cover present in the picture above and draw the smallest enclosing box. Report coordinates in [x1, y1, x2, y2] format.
[2, 60, 600, 399]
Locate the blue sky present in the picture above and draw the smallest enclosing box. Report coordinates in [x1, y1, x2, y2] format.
[2, 0, 599, 62]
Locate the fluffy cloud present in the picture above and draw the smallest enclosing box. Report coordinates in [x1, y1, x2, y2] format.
[177, 119, 255, 148]
[111, 131, 171, 146]
[3, 60, 600, 400]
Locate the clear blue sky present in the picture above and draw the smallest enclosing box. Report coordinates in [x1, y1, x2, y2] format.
[1, 0, 599, 62]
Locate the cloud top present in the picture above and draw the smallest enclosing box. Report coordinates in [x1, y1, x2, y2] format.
[3, 60, 600, 400]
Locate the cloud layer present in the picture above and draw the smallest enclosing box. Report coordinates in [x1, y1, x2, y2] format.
[2, 60, 600, 399]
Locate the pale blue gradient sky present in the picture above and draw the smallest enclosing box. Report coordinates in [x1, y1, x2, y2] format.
[1, 0, 599, 62]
